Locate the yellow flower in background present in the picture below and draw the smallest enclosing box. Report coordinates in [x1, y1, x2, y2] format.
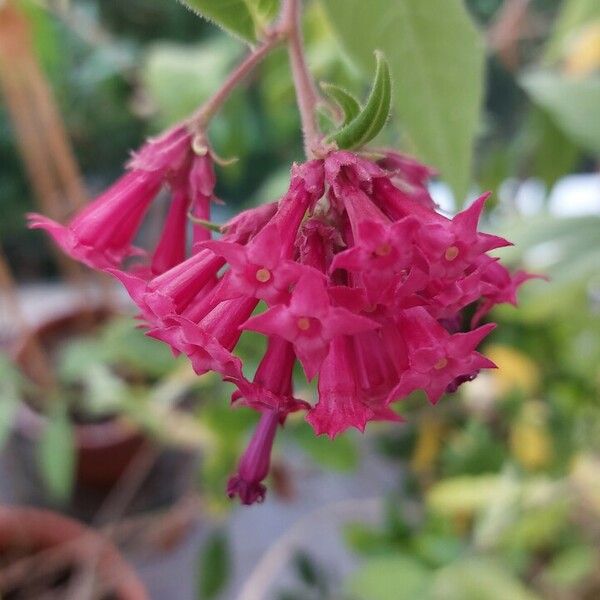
[563, 21, 600, 77]
[486, 344, 540, 397]
[410, 414, 446, 475]
[510, 401, 553, 471]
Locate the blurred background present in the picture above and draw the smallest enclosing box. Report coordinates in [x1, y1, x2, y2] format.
[0, 0, 599, 598]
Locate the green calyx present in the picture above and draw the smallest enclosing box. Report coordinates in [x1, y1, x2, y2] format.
[326, 51, 392, 150]
[320, 83, 361, 126]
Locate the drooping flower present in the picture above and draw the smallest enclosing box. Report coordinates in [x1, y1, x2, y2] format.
[227, 409, 280, 505]
[28, 126, 219, 276]
[229, 335, 310, 416]
[307, 335, 403, 438]
[150, 296, 257, 379]
[471, 259, 542, 326]
[28, 170, 163, 271]
[35, 122, 538, 505]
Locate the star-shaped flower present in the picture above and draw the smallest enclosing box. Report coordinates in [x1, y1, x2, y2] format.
[202, 223, 309, 304]
[387, 307, 496, 405]
[243, 270, 378, 379]
[415, 193, 511, 279]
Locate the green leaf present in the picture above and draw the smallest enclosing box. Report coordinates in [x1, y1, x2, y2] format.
[527, 108, 580, 188]
[99, 317, 177, 379]
[83, 364, 129, 416]
[245, 0, 281, 30]
[178, 0, 257, 42]
[38, 403, 75, 502]
[58, 338, 106, 383]
[322, 0, 485, 202]
[520, 70, 600, 156]
[143, 39, 239, 126]
[328, 51, 391, 149]
[320, 82, 361, 125]
[431, 557, 541, 600]
[0, 356, 22, 448]
[544, 0, 600, 63]
[0, 393, 18, 450]
[345, 554, 431, 600]
[543, 545, 596, 588]
[197, 529, 231, 599]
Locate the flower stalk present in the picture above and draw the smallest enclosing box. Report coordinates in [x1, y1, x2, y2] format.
[281, 0, 324, 158]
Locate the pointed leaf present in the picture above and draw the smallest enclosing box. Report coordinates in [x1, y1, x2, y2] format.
[520, 70, 600, 155]
[328, 51, 391, 149]
[197, 528, 231, 599]
[321, 0, 485, 202]
[178, 0, 257, 42]
[0, 357, 22, 448]
[0, 394, 18, 449]
[346, 554, 431, 600]
[38, 403, 75, 502]
[320, 82, 361, 125]
[432, 558, 542, 600]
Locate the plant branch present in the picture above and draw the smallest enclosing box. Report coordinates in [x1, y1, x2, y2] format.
[281, 0, 323, 158]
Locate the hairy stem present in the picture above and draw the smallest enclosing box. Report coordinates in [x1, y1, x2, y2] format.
[281, 0, 322, 158]
[187, 0, 323, 158]
[188, 31, 284, 133]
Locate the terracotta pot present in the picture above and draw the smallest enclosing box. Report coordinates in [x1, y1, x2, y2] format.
[14, 307, 146, 489]
[0, 505, 147, 599]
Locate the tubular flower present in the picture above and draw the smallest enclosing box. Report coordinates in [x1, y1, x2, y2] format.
[35, 130, 536, 504]
[28, 126, 219, 276]
[227, 409, 280, 505]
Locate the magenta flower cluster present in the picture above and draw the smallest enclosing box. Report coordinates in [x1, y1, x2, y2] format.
[29, 127, 535, 505]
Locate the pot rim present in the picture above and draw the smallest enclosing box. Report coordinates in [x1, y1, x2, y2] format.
[0, 505, 148, 600]
[12, 305, 144, 449]
[16, 401, 142, 449]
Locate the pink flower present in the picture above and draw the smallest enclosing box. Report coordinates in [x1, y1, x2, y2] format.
[34, 132, 540, 505]
[227, 409, 280, 505]
[188, 152, 217, 247]
[243, 270, 378, 380]
[229, 335, 310, 415]
[149, 185, 189, 276]
[202, 222, 308, 304]
[150, 296, 257, 378]
[471, 259, 542, 326]
[221, 202, 278, 245]
[127, 125, 191, 173]
[377, 149, 437, 207]
[28, 170, 162, 270]
[29, 125, 220, 275]
[307, 336, 403, 438]
[413, 194, 512, 279]
[110, 249, 224, 325]
[298, 219, 343, 272]
[387, 307, 496, 405]
[331, 218, 419, 303]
